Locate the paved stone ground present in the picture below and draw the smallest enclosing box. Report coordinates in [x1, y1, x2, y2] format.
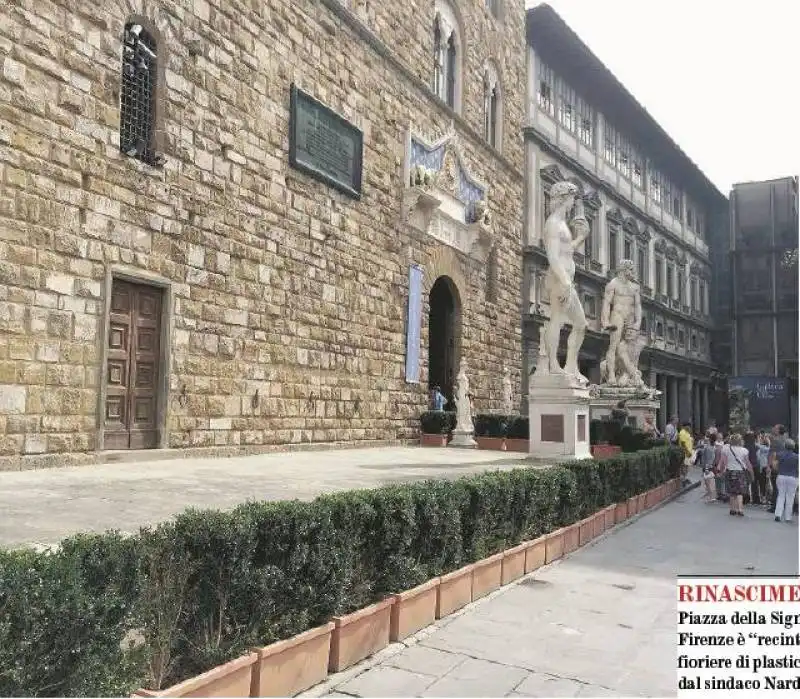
[312, 484, 799, 698]
[0, 446, 532, 547]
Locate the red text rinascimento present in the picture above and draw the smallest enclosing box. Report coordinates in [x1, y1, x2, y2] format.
[678, 584, 800, 603]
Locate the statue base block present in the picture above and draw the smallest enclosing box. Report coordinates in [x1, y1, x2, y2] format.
[527, 378, 591, 461]
[450, 430, 477, 448]
[588, 385, 661, 430]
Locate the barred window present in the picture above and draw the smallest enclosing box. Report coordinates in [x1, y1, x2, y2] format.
[483, 63, 502, 150]
[632, 150, 643, 188]
[655, 256, 664, 293]
[604, 123, 617, 165]
[650, 168, 662, 204]
[609, 227, 618, 273]
[691, 277, 699, 311]
[433, 3, 461, 112]
[120, 21, 159, 165]
[637, 246, 648, 284]
[618, 133, 631, 178]
[537, 61, 555, 116]
[623, 236, 633, 261]
[558, 79, 576, 132]
[677, 268, 685, 304]
[577, 95, 593, 147]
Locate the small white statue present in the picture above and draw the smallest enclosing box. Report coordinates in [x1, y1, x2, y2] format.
[453, 362, 473, 434]
[501, 366, 513, 414]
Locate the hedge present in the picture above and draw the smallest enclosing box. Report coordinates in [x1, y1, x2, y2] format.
[0, 446, 681, 697]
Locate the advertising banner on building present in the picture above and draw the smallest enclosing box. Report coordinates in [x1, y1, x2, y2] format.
[405, 264, 424, 384]
[727, 377, 791, 431]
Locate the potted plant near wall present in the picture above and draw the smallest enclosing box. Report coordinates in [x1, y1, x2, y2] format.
[590, 418, 622, 459]
[419, 410, 453, 447]
[504, 416, 529, 452]
[473, 414, 509, 451]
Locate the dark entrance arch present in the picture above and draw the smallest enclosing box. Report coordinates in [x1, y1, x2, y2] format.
[428, 276, 460, 406]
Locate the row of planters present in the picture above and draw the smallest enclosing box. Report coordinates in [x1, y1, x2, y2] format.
[420, 411, 661, 458]
[0, 447, 682, 698]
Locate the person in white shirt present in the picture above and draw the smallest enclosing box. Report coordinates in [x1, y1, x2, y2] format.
[721, 434, 753, 517]
[664, 416, 679, 445]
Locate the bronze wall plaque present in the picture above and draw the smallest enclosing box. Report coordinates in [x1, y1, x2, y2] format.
[541, 414, 565, 443]
[289, 83, 363, 198]
[577, 414, 587, 442]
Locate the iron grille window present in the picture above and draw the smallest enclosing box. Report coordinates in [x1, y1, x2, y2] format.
[537, 61, 554, 116]
[632, 148, 643, 188]
[604, 124, 617, 165]
[120, 22, 158, 165]
[618, 134, 631, 178]
[637, 247, 647, 284]
[558, 79, 576, 133]
[655, 257, 664, 293]
[650, 169, 662, 204]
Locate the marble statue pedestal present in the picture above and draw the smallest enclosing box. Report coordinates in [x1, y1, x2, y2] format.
[588, 386, 661, 429]
[450, 429, 477, 448]
[527, 374, 592, 461]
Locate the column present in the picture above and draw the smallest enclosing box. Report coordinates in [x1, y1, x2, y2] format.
[679, 376, 694, 425]
[668, 376, 680, 421]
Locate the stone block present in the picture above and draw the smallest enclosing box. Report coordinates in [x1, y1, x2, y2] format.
[0, 385, 26, 414]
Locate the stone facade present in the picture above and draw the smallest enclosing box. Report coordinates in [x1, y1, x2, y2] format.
[0, 0, 526, 467]
[522, 5, 728, 431]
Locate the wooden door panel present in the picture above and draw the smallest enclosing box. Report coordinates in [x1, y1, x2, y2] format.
[104, 279, 162, 450]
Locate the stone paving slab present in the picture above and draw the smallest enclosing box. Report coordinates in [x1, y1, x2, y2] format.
[0, 446, 533, 547]
[315, 483, 799, 698]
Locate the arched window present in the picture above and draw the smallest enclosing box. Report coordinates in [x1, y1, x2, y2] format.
[120, 20, 160, 165]
[483, 62, 502, 150]
[433, 1, 462, 112]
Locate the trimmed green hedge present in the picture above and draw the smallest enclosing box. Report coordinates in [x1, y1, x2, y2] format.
[419, 410, 456, 434]
[0, 446, 681, 697]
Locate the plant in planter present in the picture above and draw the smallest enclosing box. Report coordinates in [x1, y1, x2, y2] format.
[504, 416, 529, 452]
[473, 414, 510, 450]
[419, 411, 455, 446]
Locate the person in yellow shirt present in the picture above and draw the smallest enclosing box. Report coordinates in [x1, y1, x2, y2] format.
[678, 422, 695, 486]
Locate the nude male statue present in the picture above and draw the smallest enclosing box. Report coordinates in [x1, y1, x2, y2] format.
[540, 180, 591, 383]
[600, 259, 643, 386]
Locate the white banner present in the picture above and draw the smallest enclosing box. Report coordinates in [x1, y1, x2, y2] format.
[677, 577, 800, 695]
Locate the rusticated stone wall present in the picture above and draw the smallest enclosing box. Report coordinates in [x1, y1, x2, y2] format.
[0, 0, 525, 466]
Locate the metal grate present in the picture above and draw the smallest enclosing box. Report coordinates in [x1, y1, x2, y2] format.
[120, 22, 158, 165]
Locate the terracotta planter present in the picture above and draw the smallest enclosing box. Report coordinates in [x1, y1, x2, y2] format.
[578, 517, 594, 547]
[591, 444, 622, 459]
[142, 652, 258, 697]
[436, 564, 474, 619]
[329, 598, 392, 673]
[472, 552, 503, 600]
[563, 522, 580, 553]
[544, 528, 565, 563]
[420, 433, 448, 447]
[501, 543, 528, 585]
[592, 510, 606, 538]
[504, 438, 529, 452]
[251, 623, 333, 697]
[476, 436, 506, 451]
[614, 501, 628, 524]
[524, 536, 547, 573]
[603, 505, 616, 531]
[627, 495, 639, 516]
[390, 578, 439, 642]
[637, 492, 647, 512]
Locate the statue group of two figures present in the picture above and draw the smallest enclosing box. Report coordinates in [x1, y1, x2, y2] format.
[535, 180, 651, 395]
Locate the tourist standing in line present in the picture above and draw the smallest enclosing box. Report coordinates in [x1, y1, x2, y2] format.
[431, 385, 446, 412]
[767, 424, 788, 514]
[700, 431, 718, 503]
[743, 431, 760, 505]
[756, 432, 771, 507]
[665, 415, 679, 445]
[713, 432, 728, 502]
[774, 438, 799, 523]
[678, 421, 694, 486]
[721, 434, 753, 517]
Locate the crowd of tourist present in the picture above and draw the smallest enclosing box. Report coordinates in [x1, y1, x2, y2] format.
[671, 419, 800, 523]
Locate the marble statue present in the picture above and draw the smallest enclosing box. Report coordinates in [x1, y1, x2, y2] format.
[451, 362, 476, 447]
[536, 180, 590, 385]
[600, 259, 645, 388]
[454, 363, 472, 433]
[501, 366, 513, 414]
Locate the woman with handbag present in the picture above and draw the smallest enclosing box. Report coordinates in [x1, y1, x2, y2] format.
[721, 433, 754, 517]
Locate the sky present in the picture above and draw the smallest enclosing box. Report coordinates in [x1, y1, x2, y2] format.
[525, 0, 800, 195]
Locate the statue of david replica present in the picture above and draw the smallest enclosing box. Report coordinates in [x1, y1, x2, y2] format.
[528, 179, 592, 460]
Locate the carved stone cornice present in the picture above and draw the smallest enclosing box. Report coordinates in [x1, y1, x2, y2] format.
[690, 262, 702, 276]
[583, 189, 602, 211]
[623, 216, 639, 237]
[665, 245, 679, 261]
[638, 227, 653, 242]
[654, 239, 667, 254]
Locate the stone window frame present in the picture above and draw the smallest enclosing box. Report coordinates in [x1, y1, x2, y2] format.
[557, 77, 577, 133]
[656, 320, 664, 338]
[632, 145, 644, 189]
[604, 122, 617, 166]
[617, 132, 632, 179]
[119, 16, 166, 167]
[678, 328, 686, 347]
[433, 1, 464, 113]
[483, 61, 503, 151]
[583, 291, 597, 319]
[649, 166, 663, 205]
[577, 95, 594, 148]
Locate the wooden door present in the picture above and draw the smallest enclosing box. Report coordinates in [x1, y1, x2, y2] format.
[104, 279, 162, 450]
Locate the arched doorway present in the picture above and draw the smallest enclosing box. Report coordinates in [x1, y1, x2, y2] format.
[428, 276, 460, 408]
